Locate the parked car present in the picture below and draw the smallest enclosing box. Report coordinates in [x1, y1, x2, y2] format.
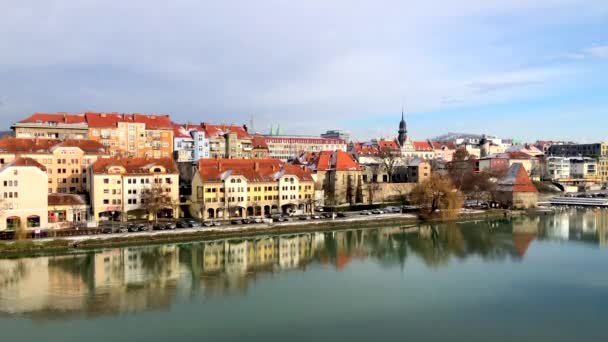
[371, 209, 384, 214]
[202, 220, 213, 227]
[101, 226, 114, 234]
[244, 217, 261, 224]
[164, 222, 177, 230]
[360, 210, 372, 215]
[185, 219, 201, 228]
[212, 221, 222, 226]
[153, 223, 165, 230]
[118, 226, 129, 233]
[312, 214, 322, 219]
[299, 215, 312, 221]
[336, 212, 346, 218]
[231, 219, 243, 225]
[127, 224, 139, 232]
[136, 223, 147, 231]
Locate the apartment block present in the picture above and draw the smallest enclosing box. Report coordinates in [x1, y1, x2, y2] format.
[0, 138, 109, 194]
[90, 158, 179, 221]
[263, 135, 347, 161]
[190, 159, 315, 220]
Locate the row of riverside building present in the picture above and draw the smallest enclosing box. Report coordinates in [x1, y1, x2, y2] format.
[0, 111, 436, 232]
[3, 110, 604, 232]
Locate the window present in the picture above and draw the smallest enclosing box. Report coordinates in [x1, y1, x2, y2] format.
[103, 199, 109, 204]
[103, 178, 109, 184]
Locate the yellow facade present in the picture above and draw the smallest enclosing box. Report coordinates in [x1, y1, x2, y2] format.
[191, 174, 315, 220]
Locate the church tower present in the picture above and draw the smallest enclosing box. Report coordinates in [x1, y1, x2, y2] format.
[397, 107, 407, 146]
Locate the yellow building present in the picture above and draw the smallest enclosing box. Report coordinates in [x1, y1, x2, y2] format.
[190, 159, 315, 220]
[0, 138, 110, 194]
[0, 158, 48, 231]
[90, 157, 179, 221]
[599, 157, 608, 185]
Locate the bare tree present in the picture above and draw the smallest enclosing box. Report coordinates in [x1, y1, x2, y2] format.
[366, 182, 380, 204]
[379, 148, 399, 183]
[410, 174, 464, 220]
[140, 182, 174, 223]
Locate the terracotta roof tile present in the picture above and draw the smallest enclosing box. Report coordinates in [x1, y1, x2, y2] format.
[85, 112, 172, 129]
[497, 163, 538, 193]
[413, 141, 433, 151]
[92, 157, 178, 175]
[310, 150, 360, 171]
[48, 193, 86, 206]
[252, 135, 269, 149]
[197, 159, 313, 182]
[2, 157, 46, 171]
[0, 138, 107, 154]
[200, 122, 251, 139]
[18, 113, 87, 124]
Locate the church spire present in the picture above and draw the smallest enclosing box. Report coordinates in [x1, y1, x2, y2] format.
[398, 107, 407, 147]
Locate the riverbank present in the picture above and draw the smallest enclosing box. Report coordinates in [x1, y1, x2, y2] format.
[0, 209, 523, 257]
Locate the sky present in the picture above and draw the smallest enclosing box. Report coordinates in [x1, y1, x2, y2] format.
[0, 0, 607, 142]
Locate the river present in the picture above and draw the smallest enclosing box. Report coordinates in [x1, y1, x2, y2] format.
[1, 208, 607, 341]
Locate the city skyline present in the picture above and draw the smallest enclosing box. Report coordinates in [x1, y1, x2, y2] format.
[1, 1, 607, 142]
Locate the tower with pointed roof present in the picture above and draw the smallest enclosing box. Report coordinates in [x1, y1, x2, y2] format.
[397, 107, 407, 146]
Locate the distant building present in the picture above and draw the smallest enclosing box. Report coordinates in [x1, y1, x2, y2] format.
[321, 130, 350, 143]
[13, 112, 175, 159]
[307, 150, 362, 205]
[547, 143, 607, 158]
[201, 123, 252, 159]
[263, 135, 347, 162]
[172, 124, 210, 162]
[496, 163, 538, 209]
[12, 113, 89, 139]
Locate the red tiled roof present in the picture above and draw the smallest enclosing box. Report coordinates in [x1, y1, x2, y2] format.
[55, 139, 108, 154]
[513, 233, 535, 257]
[48, 193, 86, 206]
[197, 159, 313, 182]
[507, 151, 535, 160]
[252, 135, 268, 149]
[200, 122, 251, 139]
[3, 157, 46, 171]
[18, 113, 87, 124]
[377, 139, 400, 151]
[0, 138, 107, 154]
[92, 157, 178, 174]
[497, 163, 538, 193]
[430, 141, 457, 150]
[173, 124, 192, 138]
[413, 140, 433, 151]
[351, 142, 379, 155]
[84, 112, 173, 129]
[311, 150, 360, 171]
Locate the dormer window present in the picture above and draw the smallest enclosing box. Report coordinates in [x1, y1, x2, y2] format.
[153, 167, 162, 173]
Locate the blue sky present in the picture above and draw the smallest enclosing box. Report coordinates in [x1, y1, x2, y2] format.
[0, 0, 607, 142]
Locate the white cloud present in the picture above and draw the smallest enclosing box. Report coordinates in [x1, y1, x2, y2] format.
[584, 46, 608, 58]
[0, 0, 606, 138]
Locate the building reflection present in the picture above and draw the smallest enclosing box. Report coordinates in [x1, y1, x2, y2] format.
[2, 209, 608, 318]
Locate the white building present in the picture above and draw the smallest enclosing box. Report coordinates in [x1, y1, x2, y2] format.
[0, 158, 49, 231]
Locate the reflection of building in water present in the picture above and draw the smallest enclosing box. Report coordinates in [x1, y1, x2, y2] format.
[279, 236, 300, 269]
[597, 210, 608, 247]
[0, 255, 90, 314]
[94, 249, 125, 288]
[512, 216, 540, 235]
[226, 240, 248, 276]
[543, 211, 570, 240]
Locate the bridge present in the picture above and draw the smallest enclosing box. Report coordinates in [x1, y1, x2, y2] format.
[549, 197, 608, 207]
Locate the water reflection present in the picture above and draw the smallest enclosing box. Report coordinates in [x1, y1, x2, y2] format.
[1, 208, 607, 319]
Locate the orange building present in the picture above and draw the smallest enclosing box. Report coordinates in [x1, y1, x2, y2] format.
[85, 113, 174, 158]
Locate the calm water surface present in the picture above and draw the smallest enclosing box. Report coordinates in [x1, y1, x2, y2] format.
[1, 208, 608, 341]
